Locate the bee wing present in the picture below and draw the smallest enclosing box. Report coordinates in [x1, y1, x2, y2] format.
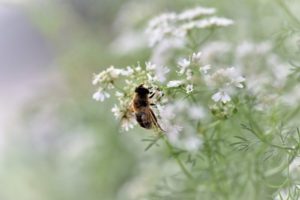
[149, 108, 164, 132]
[135, 109, 164, 132]
[129, 100, 135, 113]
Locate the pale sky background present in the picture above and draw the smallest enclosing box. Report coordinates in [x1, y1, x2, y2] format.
[0, 2, 54, 150]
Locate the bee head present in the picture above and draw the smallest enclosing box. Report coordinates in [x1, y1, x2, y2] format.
[135, 84, 150, 95]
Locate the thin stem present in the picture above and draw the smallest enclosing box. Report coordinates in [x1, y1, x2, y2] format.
[283, 104, 300, 123]
[198, 28, 215, 47]
[276, 0, 300, 27]
[163, 136, 193, 179]
[243, 115, 296, 151]
[265, 148, 298, 177]
[186, 28, 215, 52]
[143, 134, 163, 151]
[113, 83, 126, 93]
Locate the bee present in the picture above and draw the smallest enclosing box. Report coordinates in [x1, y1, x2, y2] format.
[132, 84, 164, 132]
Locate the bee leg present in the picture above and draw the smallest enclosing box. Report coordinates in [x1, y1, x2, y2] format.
[150, 103, 156, 106]
[149, 92, 155, 99]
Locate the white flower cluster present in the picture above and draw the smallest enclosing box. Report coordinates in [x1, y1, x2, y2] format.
[158, 100, 205, 152]
[111, 95, 137, 131]
[273, 184, 300, 200]
[93, 63, 168, 131]
[165, 51, 245, 103]
[200, 40, 289, 87]
[145, 62, 170, 83]
[289, 156, 300, 180]
[92, 66, 134, 102]
[146, 6, 234, 47]
[167, 51, 202, 94]
[200, 40, 292, 107]
[93, 46, 247, 132]
[204, 67, 245, 103]
[200, 41, 232, 63]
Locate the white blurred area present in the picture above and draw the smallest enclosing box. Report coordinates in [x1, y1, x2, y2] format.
[0, 0, 31, 4]
[0, 2, 55, 150]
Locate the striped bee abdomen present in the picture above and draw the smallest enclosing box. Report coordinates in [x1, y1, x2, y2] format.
[135, 111, 152, 129]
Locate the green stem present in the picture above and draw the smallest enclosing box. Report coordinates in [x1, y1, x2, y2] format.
[201, 120, 221, 133]
[283, 104, 300, 123]
[113, 83, 126, 93]
[198, 28, 215, 47]
[163, 136, 193, 179]
[265, 148, 298, 177]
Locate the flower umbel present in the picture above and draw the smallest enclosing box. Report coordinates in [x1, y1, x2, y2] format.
[145, 6, 234, 47]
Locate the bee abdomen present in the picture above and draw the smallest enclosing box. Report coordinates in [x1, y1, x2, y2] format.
[135, 112, 152, 129]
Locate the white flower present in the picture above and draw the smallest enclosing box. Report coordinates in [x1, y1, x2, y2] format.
[186, 69, 193, 80]
[135, 65, 142, 71]
[93, 90, 110, 102]
[92, 73, 101, 85]
[192, 51, 202, 63]
[209, 17, 234, 26]
[178, 58, 191, 68]
[93, 65, 130, 87]
[178, 58, 191, 74]
[121, 118, 135, 131]
[225, 67, 245, 88]
[115, 91, 124, 97]
[165, 125, 183, 143]
[194, 17, 234, 28]
[205, 69, 230, 88]
[145, 61, 156, 70]
[205, 67, 245, 89]
[147, 12, 177, 30]
[186, 84, 193, 93]
[177, 6, 216, 20]
[212, 90, 231, 103]
[201, 41, 232, 62]
[157, 104, 175, 121]
[199, 65, 211, 74]
[167, 80, 184, 88]
[125, 79, 134, 86]
[146, 12, 178, 47]
[232, 76, 245, 88]
[154, 65, 170, 83]
[289, 157, 300, 177]
[111, 98, 137, 131]
[107, 66, 122, 78]
[147, 73, 156, 82]
[120, 66, 134, 76]
[182, 17, 234, 31]
[145, 61, 170, 82]
[111, 104, 121, 118]
[188, 105, 205, 120]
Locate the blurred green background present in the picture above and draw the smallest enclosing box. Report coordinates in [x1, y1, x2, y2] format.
[0, 0, 299, 200]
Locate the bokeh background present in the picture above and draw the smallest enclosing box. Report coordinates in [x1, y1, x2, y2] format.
[0, 0, 299, 200]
